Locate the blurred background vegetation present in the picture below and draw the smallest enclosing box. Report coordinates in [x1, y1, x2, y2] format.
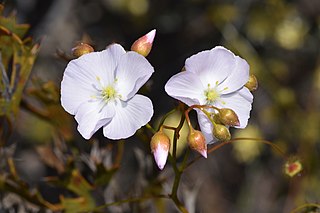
[0, 0, 320, 212]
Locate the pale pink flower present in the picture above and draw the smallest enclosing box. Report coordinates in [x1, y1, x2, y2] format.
[61, 44, 154, 140]
[165, 46, 253, 144]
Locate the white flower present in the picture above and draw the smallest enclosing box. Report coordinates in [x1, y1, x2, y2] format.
[165, 46, 253, 144]
[61, 44, 154, 140]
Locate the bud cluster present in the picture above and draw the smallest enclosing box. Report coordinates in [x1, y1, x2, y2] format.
[210, 107, 240, 141]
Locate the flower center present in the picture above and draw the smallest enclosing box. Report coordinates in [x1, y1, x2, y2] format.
[91, 76, 121, 103]
[102, 86, 117, 102]
[204, 84, 220, 104]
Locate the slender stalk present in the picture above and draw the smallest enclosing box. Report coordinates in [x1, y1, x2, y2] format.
[231, 138, 286, 157]
[185, 137, 287, 170]
[290, 203, 320, 213]
[186, 104, 219, 125]
[162, 125, 176, 131]
[172, 110, 185, 162]
[157, 108, 177, 131]
[170, 194, 189, 213]
[168, 110, 189, 213]
[145, 123, 156, 134]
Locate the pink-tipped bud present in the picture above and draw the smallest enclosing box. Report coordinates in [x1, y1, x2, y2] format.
[188, 129, 207, 158]
[212, 124, 231, 141]
[150, 131, 170, 170]
[218, 108, 240, 127]
[245, 74, 258, 92]
[131, 29, 156, 57]
[72, 43, 94, 58]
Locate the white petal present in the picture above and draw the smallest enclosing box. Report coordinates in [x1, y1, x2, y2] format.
[75, 101, 115, 140]
[115, 52, 154, 101]
[165, 72, 206, 106]
[61, 44, 125, 115]
[61, 73, 95, 115]
[218, 55, 250, 94]
[100, 44, 126, 85]
[197, 111, 218, 144]
[218, 87, 253, 128]
[185, 46, 236, 87]
[103, 95, 153, 140]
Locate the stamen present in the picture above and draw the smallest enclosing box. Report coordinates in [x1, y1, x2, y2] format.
[204, 83, 221, 104]
[221, 87, 228, 91]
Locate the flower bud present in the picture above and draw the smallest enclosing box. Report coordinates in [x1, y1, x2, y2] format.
[72, 43, 94, 58]
[188, 129, 207, 158]
[212, 124, 231, 141]
[218, 108, 240, 127]
[284, 159, 302, 177]
[150, 130, 170, 170]
[245, 74, 258, 92]
[131, 29, 156, 57]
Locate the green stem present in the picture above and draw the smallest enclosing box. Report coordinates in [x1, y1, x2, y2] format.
[168, 110, 189, 213]
[172, 109, 185, 162]
[145, 123, 156, 134]
[170, 193, 189, 213]
[157, 108, 177, 131]
[290, 203, 320, 213]
[186, 104, 219, 125]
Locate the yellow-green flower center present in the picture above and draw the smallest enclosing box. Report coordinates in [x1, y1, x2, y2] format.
[102, 86, 117, 102]
[204, 84, 220, 104]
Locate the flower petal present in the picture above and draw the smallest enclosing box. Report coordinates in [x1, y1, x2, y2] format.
[218, 87, 253, 128]
[61, 73, 95, 115]
[115, 52, 154, 101]
[185, 46, 236, 87]
[75, 101, 115, 140]
[100, 44, 126, 85]
[165, 72, 206, 106]
[103, 95, 153, 140]
[153, 143, 169, 170]
[197, 111, 218, 144]
[218, 55, 250, 94]
[61, 44, 126, 114]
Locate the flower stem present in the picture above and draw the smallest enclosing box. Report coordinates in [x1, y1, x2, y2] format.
[185, 137, 287, 170]
[157, 108, 177, 131]
[145, 123, 156, 134]
[168, 110, 189, 213]
[290, 203, 320, 213]
[186, 104, 219, 125]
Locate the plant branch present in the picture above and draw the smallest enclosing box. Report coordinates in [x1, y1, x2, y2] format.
[185, 137, 287, 170]
[290, 203, 320, 213]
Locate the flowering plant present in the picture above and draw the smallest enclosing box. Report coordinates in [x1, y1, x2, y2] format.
[1, 6, 309, 212]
